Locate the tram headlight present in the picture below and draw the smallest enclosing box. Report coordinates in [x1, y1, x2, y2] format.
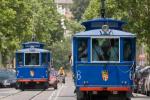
[30, 70, 34, 77]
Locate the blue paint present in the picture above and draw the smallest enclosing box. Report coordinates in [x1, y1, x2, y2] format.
[16, 42, 51, 83]
[72, 18, 136, 90]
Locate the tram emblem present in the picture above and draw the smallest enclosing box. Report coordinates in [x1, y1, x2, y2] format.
[30, 70, 35, 77]
[102, 70, 109, 81]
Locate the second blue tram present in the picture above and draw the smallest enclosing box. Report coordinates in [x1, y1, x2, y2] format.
[72, 18, 136, 100]
[15, 42, 51, 90]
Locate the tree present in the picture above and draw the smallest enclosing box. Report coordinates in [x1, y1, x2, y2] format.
[71, 0, 90, 21]
[83, 0, 150, 64]
[0, 0, 63, 66]
[50, 38, 71, 69]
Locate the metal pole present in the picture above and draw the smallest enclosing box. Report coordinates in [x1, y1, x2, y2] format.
[32, 34, 36, 41]
[101, 0, 105, 18]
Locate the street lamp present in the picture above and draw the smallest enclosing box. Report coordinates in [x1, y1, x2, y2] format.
[101, 0, 106, 18]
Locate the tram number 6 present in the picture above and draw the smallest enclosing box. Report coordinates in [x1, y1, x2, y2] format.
[77, 71, 81, 80]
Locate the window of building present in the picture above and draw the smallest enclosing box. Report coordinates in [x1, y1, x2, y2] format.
[92, 38, 119, 62]
[123, 39, 133, 61]
[77, 39, 88, 62]
[25, 53, 39, 66]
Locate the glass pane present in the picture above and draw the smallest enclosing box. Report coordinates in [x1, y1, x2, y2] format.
[16, 53, 23, 66]
[77, 39, 88, 61]
[42, 53, 48, 65]
[92, 38, 119, 61]
[123, 39, 132, 61]
[25, 53, 39, 65]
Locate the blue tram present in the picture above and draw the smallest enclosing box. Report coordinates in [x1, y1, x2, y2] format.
[72, 18, 136, 100]
[15, 42, 51, 90]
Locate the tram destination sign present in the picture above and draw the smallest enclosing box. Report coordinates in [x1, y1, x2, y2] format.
[91, 21, 119, 29]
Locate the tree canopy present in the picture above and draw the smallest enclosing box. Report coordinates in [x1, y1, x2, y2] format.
[70, 0, 90, 21]
[0, 0, 63, 66]
[83, 0, 150, 63]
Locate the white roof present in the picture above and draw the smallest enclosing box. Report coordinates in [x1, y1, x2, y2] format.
[74, 29, 136, 37]
[55, 0, 73, 4]
[16, 48, 49, 53]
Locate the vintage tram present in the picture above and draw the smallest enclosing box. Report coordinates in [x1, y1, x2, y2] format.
[15, 41, 51, 90]
[71, 9, 136, 100]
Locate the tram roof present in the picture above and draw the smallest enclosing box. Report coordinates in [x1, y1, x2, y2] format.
[81, 18, 126, 30]
[74, 29, 136, 37]
[16, 48, 49, 53]
[22, 42, 45, 49]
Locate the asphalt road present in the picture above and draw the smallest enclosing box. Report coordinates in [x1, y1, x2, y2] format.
[0, 77, 149, 100]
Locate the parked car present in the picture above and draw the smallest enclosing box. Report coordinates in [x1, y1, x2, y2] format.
[49, 69, 58, 89]
[0, 70, 16, 88]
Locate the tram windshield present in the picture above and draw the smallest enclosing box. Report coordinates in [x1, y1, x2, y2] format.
[16, 53, 23, 66]
[123, 39, 133, 61]
[77, 39, 88, 62]
[25, 53, 39, 66]
[42, 53, 49, 65]
[92, 38, 119, 62]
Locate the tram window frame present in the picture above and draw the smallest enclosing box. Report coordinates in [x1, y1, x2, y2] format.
[41, 52, 49, 65]
[77, 38, 89, 62]
[16, 53, 23, 66]
[24, 53, 40, 66]
[123, 38, 134, 61]
[91, 37, 120, 63]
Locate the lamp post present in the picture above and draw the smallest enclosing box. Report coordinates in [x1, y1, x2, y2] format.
[101, 0, 106, 18]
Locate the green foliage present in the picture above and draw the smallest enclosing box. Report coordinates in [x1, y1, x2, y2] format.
[0, 0, 63, 66]
[50, 38, 71, 69]
[71, 0, 90, 21]
[65, 19, 84, 34]
[83, 0, 150, 63]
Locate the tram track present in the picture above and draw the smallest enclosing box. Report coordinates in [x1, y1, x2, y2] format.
[0, 90, 23, 100]
[0, 89, 45, 100]
[28, 90, 45, 100]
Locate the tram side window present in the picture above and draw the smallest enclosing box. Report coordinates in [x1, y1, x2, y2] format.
[25, 53, 39, 65]
[123, 39, 132, 61]
[16, 53, 23, 66]
[77, 39, 88, 61]
[42, 53, 48, 65]
[92, 38, 119, 61]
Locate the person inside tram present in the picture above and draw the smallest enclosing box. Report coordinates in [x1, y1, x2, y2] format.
[124, 42, 132, 61]
[78, 41, 88, 61]
[107, 39, 119, 61]
[29, 55, 37, 65]
[92, 39, 105, 61]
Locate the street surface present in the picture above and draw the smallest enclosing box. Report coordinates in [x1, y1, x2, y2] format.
[0, 76, 149, 100]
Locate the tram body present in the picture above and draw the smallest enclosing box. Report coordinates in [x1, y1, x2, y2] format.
[72, 18, 136, 100]
[15, 42, 51, 90]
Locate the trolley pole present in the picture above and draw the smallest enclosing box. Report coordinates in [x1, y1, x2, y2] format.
[101, 0, 105, 18]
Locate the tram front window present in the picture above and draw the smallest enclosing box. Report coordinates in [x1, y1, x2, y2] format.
[42, 53, 48, 65]
[25, 53, 39, 66]
[16, 53, 23, 66]
[123, 39, 132, 61]
[77, 39, 88, 61]
[92, 38, 119, 61]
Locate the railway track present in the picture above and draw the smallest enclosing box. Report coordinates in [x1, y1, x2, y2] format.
[0, 89, 45, 100]
[0, 90, 23, 100]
